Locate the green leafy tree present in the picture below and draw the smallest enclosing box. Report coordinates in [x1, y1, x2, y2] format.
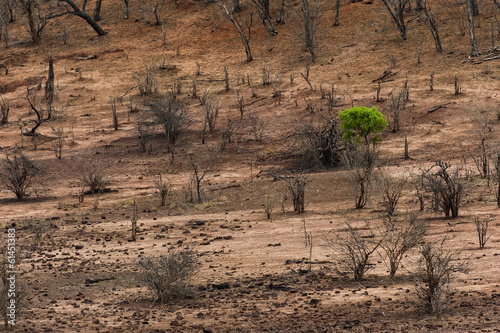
[339, 106, 387, 209]
[339, 106, 388, 146]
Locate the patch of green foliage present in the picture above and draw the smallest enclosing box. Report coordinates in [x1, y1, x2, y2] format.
[339, 106, 388, 145]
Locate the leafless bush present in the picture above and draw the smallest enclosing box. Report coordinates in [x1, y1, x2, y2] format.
[201, 94, 221, 144]
[140, 0, 166, 25]
[136, 64, 158, 96]
[79, 163, 109, 194]
[275, 171, 308, 214]
[234, 87, 244, 119]
[469, 108, 492, 179]
[51, 123, 64, 159]
[380, 214, 426, 279]
[25, 218, 47, 243]
[198, 89, 211, 106]
[289, 109, 348, 170]
[136, 117, 155, 154]
[421, 161, 463, 218]
[323, 83, 344, 112]
[138, 248, 199, 303]
[475, 216, 491, 249]
[248, 112, 264, 142]
[262, 65, 271, 85]
[145, 95, 190, 162]
[189, 148, 219, 203]
[154, 174, 171, 206]
[0, 149, 44, 200]
[385, 88, 408, 133]
[326, 221, 382, 281]
[263, 194, 274, 219]
[344, 147, 378, 209]
[220, 116, 235, 151]
[414, 238, 468, 316]
[378, 171, 408, 216]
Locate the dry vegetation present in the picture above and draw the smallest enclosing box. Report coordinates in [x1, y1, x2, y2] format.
[1, 0, 500, 331]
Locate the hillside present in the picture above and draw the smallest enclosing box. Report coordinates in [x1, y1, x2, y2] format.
[1, 0, 500, 331]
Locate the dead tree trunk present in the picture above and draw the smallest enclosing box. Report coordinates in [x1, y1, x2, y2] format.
[300, 0, 318, 61]
[220, 1, 254, 62]
[123, 0, 130, 18]
[379, 0, 410, 41]
[420, 0, 442, 52]
[44, 55, 54, 119]
[22, 0, 50, 43]
[277, 0, 285, 24]
[58, 0, 106, 36]
[251, 0, 277, 35]
[334, 0, 340, 26]
[466, 0, 479, 56]
[93, 0, 102, 21]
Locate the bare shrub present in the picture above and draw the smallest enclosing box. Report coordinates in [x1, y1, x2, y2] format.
[234, 87, 244, 119]
[140, 0, 166, 25]
[145, 95, 190, 162]
[289, 109, 348, 170]
[51, 123, 64, 159]
[79, 163, 109, 194]
[154, 174, 171, 206]
[138, 248, 199, 303]
[189, 148, 219, 203]
[220, 116, 235, 150]
[475, 216, 491, 249]
[201, 94, 221, 144]
[385, 88, 408, 133]
[275, 171, 308, 214]
[344, 147, 378, 209]
[263, 194, 274, 219]
[28, 219, 48, 243]
[136, 117, 156, 154]
[380, 214, 426, 279]
[0, 149, 44, 200]
[421, 161, 463, 218]
[378, 171, 408, 216]
[261, 65, 271, 85]
[136, 64, 158, 96]
[469, 108, 492, 179]
[414, 238, 468, 316]
[248, 112, 264, 142]
[326, 221, 382, 281]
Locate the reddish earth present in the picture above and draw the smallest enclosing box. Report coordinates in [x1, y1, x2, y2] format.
[1, 0, 500, 332]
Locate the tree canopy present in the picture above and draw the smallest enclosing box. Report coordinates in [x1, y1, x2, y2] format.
[339, 106, 388, 145]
